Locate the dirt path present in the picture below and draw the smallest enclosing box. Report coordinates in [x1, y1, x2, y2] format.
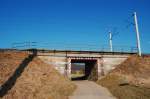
[69, 80, 116, 99]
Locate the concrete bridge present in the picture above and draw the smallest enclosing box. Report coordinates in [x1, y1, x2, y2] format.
[35, 50, 135, 80]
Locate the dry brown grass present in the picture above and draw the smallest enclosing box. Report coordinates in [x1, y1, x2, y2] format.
[97, 55, 150, 99]
[97, 74, 150, 99]
[0, 51, 76, 99]
[0, 51, 28, 84]
[111, 55, 150, 87]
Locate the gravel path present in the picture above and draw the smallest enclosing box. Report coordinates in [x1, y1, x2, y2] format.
[69, 80, 116, 99]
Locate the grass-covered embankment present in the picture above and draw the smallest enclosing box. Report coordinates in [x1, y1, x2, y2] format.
[97, 55, 150, 99]
[0, 51, 76, 99]
[97, 74, 150, 99]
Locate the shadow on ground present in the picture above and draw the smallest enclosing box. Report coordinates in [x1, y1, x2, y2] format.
[0, 49, 37, 97]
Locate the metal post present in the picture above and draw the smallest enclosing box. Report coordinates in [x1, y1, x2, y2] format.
[109, 31, 113, 52]
[134, 12, 142, 56]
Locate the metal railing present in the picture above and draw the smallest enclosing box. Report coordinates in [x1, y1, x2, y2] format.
[11, 42, 138, 53]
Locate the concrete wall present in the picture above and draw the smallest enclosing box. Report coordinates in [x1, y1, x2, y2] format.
[38, 56, 67, 75]
[38, 52, 129, 79]
[102, 55, 128, 75]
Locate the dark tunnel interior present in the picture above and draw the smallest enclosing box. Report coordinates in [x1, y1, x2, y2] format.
[71, 59, 98, 81]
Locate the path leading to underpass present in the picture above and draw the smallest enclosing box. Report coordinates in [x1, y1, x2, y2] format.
[69, 80, 116, 99]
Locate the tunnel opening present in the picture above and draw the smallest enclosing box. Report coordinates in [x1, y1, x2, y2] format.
[71, 59, 98, 81]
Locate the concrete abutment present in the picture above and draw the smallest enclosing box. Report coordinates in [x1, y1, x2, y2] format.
[38, 51, 130, 80]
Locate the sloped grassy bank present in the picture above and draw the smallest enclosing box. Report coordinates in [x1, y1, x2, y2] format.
[97, 74, 150, 99]
[0, 51, 76, 99]
[97, 55, 150, 99]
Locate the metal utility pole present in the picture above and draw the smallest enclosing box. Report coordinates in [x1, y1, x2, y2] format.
[133, 12, 142, 56]
[109, 31, 113, 52]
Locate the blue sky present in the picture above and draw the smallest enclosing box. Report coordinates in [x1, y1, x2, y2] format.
[0, 0, 150, 53]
